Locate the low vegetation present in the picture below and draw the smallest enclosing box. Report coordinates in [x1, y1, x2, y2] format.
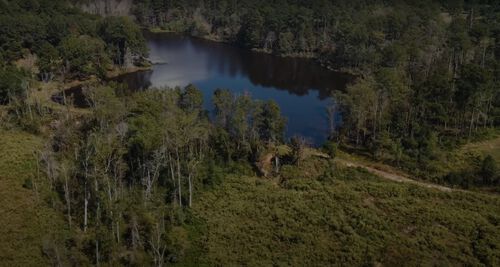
[0, 130, 66, 266]
[189, 163, 500, 266]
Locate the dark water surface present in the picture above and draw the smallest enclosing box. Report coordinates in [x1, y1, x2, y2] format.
[121, 33, 351, 144]
[133, 34, 351, 144]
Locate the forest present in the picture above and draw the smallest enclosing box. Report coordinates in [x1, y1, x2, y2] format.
[131, 0, 500, 187]
[0, 0, 499, 266]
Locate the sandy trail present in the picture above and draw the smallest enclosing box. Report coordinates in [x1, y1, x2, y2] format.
[335, 159, 456, 192]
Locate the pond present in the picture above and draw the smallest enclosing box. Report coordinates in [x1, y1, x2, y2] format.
[61, 32, 352, 144]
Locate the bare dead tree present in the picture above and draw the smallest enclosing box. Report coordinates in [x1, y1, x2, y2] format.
[149, 215, 167, 267]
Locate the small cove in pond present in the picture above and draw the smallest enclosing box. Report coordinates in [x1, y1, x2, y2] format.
[60, 32, 352, 144]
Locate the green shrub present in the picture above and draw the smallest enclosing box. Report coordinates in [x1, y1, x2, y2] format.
[481, 155, 498, 185]
[322, 140, 338, 158]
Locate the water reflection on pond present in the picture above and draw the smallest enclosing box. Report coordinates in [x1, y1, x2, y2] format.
[58, 33, 352, 144]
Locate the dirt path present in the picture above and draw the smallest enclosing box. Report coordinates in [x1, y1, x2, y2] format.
[335, 159, 456, 192]
[339, 134, 500, 193]
[280, 147, 459, 192]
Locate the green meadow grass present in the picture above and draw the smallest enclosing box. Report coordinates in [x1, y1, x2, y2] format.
[461, 134, 500, 163]
[183, 161, 500, 266]
[0, 130, 65, 266]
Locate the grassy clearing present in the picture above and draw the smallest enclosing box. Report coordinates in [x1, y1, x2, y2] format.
[0, 130, 65, 266]
[29, 80, 92, 115]
[28, 64, 151, 115]
[461, 134, 500, 163]
[183, 158, 500, 266]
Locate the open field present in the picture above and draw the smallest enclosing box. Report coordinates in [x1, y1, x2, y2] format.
[461, 135, 500, 163]
[0, 130, 65, 266]
[180, 157, 500, 266]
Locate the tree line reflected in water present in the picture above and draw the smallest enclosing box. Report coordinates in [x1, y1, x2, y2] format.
[54, 33, 352, 143]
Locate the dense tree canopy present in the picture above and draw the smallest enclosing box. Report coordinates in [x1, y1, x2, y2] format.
[0, 0, 148, 81]
[98, 16, 148, 66]
[129, 3, 500, 183]
[60, 35, 110, 79]
[122, 0, 500, 186]
[0, 66, 28, 104]
[26, 83, 288, 265]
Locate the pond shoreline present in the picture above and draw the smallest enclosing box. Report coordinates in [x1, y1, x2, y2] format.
[43, 65, 152, 109]
[145, 28, 359, 76]
[118, 33, 353, 144]
[48, 33, 352, 144]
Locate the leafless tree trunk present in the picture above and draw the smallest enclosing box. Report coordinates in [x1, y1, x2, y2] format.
[116, 219, 120, 243]
[63, 169, 72, 229]
[131, 215, 141, 251]
[188, 173, 193, 207]
[326, 104, 336, 138]
[84, 182, 88, 232]
[82, 144, 93, 233]
[95, 202, 101, 266]
[150, 218, 167, 267]
[176, 148, 182, 207]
